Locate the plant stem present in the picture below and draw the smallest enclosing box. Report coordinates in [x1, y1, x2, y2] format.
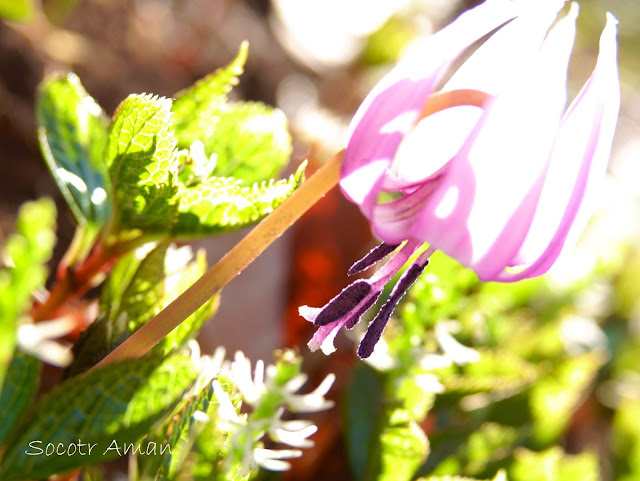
[32, 242, 118, 322]
[92, 152, 343, 370]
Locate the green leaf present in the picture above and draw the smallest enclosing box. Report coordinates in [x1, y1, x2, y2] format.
[344, 364, 384, 481]
[69, 243, 216, 375]
[117, 243, 169, 330]
[42, 0, 80, 25]
[68, 243, 169, 374]
[171, 43, 291, 185]
[37, 72, 110, 232]
[0, 353, 198, 481]
[345, 364, 428, 481]
[0, 199, 56, 391]
[439, 351, 541, 396]
[462, 424, 518, 476]
[376, 409, 429, 481]
[529, 351, 605, 445]
[508, 447, 599, 481]
[613, 399, 640, 477]
[427, 423, 519, 479]
[417, 475, 506, 481]
[141, 381, 218, 480]
[142, 371, 242, 481]
[172, 42, 248, 149]
[0, 0, 35, 21]
[172, 161, 305, 237]
[0, 349, 41, 445]
[106, 94, 179, 237]
[199, 101, 292, 185]
[395, 373, 437, 421]
[189, 377, 244, 481]
[154, 247, 217, 357]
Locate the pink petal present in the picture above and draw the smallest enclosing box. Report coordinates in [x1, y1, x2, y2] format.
[371, 177, 441, 243]
[444, 0, 564, 95]
[497, 13, 620, 281]
[381, 0, 566, 192]
[389, 105, 483, 188]
[411, 4, 578, 281]
[339, 0, 522, 218]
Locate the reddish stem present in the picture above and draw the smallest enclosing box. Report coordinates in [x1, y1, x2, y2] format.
[32, 242, 120, 323]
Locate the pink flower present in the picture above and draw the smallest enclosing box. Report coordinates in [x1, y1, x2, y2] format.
[301, 0, 620, 357]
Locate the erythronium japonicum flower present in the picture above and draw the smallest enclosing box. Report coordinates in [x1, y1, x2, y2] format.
[300, 0, 620, 358]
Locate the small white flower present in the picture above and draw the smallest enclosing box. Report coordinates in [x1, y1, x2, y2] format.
[417, 353, 454, 370]
[270, 423, 318, 448]
[414, 373, 445, 394]
[192, 410, 210, 423]
[212, 380, 242, 425]
[560, 316, 608, 354]
[364, 338, 396, 371]
[231, 351, 265, 404]
[252, 448, 302, 471]
[189, 140, 217, 178]
[283, 373, 335, 413]
[17, 317, 75, 367]
[435, 321, 481, 365]
[218, 350, 335, 473]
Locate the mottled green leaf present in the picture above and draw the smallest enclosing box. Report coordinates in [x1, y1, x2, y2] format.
[141, 382, 217, 480]
[530, 351, 605, 445]
[68, 243, 168, 374]
[376, 409, 429, 481]
[37, 72, 110, 231]
[172, 161, 305, 237]
[171, 43, 291, 185]
[0, 0, 35, 21]
[427, 423, 519, 479]
[106, 94, 178, 236]
[508, 447, 599, 481]
[155, 249, 217, 356]
[362, 16, 415, 66]
[344, 363, 427, 481]
[189, 373, 244, 481]
[200, 101, 292, 185]
[69, 243, 215, 375]
[344, 364, 384, 481]
[0, 353, 198, 481]
[172, 42, 247, 149]
[42, 0, 80, 25]
[395, 373, 437, 421]
[439, 351, 541, 396]
[0, 199, 56, 391]
[141, 371, 241, 481]
[613, 399, 640, 477]
[418, 474, 506, 481]
[461, 424, 518, 476]
[0, 349, 41, 445]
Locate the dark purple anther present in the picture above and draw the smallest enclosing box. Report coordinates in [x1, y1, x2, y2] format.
[357, 260, 429, 358]
[344, 290, 382, 330]
[348, 243, 401, 276]
[313, 280, 371, 326]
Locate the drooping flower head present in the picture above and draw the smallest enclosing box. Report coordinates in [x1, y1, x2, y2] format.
[300, 0, 620, 357]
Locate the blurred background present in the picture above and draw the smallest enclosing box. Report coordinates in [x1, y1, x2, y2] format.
[1, 0, 640, 480]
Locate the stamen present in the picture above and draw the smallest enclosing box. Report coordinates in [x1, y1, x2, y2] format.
[344, 291, 382, 330]
[348, 242, 401, 276]
[357, 257, 430, 359]
[313, 280, 371, 326]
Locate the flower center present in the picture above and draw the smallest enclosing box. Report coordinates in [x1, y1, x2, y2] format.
[390, 89, 492, 185]
[419, 89, 491, 119]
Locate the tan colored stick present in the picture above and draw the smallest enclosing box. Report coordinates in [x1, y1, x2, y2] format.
[91, 151, 343, 370]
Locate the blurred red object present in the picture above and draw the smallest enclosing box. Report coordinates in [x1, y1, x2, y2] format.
[284, 146, 372, 350]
